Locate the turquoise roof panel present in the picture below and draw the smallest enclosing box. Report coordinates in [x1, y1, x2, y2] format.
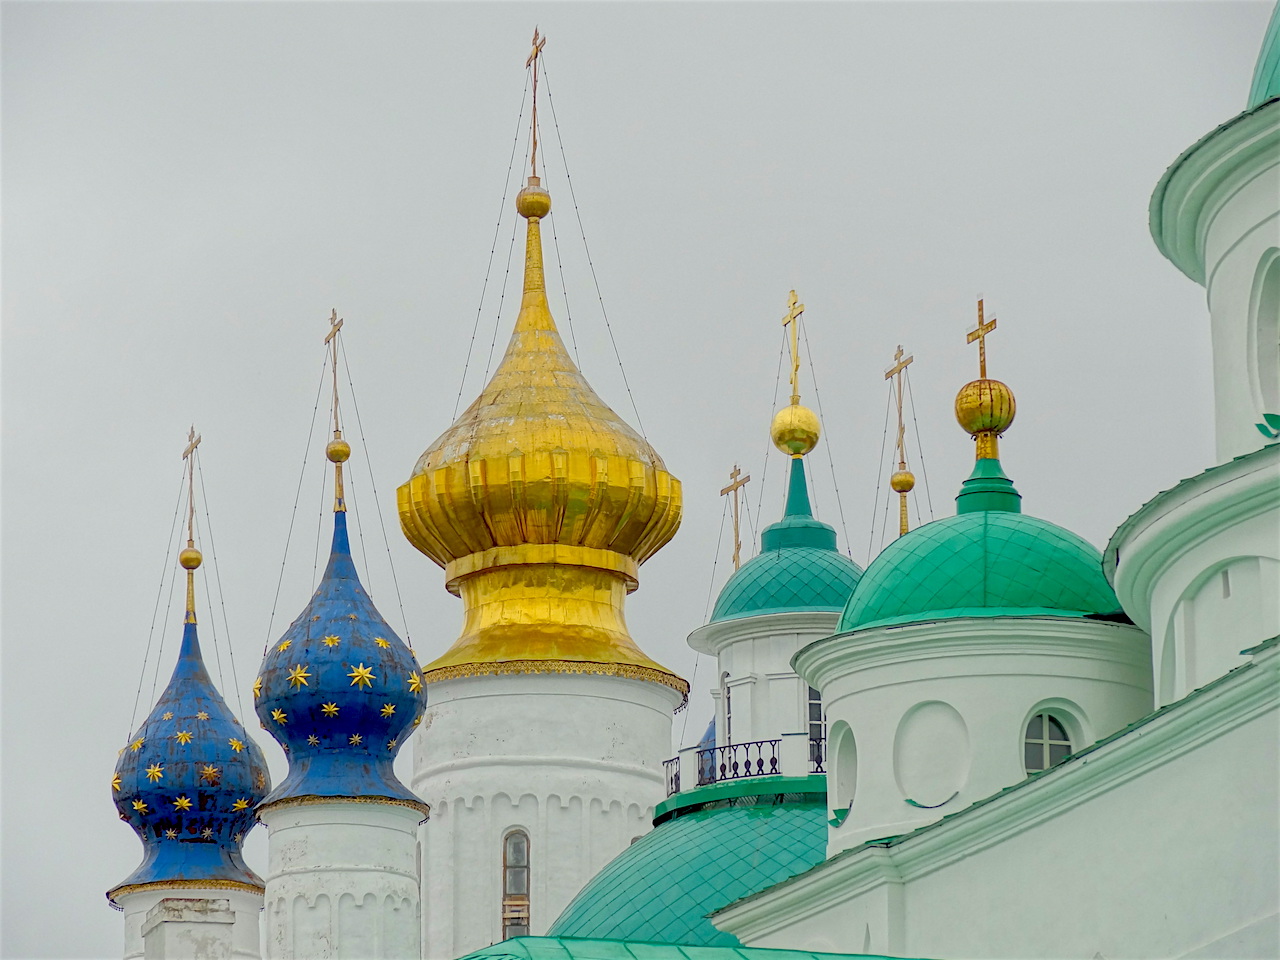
[839, 510, 1119, 631]
[548, 800, 826, 945]
[1249, 1, 1280, 108]
[459, 937, 917, 960]
[711, 457, 861, 622]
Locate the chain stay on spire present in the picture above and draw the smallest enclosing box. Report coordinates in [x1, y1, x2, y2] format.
[720, 465, 751, 571]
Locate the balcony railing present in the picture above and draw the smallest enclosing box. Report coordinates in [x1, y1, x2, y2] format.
[663, 756, 680, 796]
[809, 737, 826, 774]
[696, 739, 780, 786]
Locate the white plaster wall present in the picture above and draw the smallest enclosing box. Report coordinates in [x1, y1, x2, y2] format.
[719, 647, 1278, 959]
[259, 800, 421, 960]
[689, 611, 840, 747]
[119, 888, 262, 960]
[799, 618, 1152, 854]
[412, 672, 678, 960]
[1201, 147, 1280, 463]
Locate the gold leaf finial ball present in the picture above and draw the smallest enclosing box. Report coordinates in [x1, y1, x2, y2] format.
[955, 378, 1016, 436]
[179, 547, 203, 570]
[515, 177, 552, 220]
[890, 470, 916, 493]
[326, 438, 351, 463]
[771, 404, 821, 456]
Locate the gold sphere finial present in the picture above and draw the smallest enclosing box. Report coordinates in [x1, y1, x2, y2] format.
[327, 438, 351, 463]
[179, 546, 203, 570]
[771, 404, 820, 456]
[890, 470, 916, 493]
[955, 379, 1016, 436]
[516, 176, 552, 219]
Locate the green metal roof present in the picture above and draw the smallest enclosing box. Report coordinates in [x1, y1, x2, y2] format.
[548, 792, 827, 946]
[458, 937, 917, 960]
[711, 457, 862, 622]
[1249, 2, 1280, 108]
[838, 459, 1118, 631]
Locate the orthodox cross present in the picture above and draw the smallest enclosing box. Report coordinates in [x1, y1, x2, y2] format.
[181, 426, 201, 545]
[966, 298, 997, 378]
[781, 290, 805, 405]
[720, 465, 751, 571]
[526, 28, 547, 178]
[325, 308, 344, 437]
[884, 345, 914, 470]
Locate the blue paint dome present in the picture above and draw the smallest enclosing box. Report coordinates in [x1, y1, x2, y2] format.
[109, 616, 271, 905]
[255, 509, 427, 810]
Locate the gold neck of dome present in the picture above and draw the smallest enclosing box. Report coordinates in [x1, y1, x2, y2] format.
[397, 178, 686, 699]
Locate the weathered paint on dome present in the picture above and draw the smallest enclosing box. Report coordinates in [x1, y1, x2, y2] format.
[711, 457, 861, 622]
[838, 510, 1119, 632]
[548, 784, 826, 946]
[1249, 2, 1280, 109]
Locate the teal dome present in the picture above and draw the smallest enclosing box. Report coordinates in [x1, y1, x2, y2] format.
[711, 458, 862, 622]
[837, 459, 1120, 632]
[1249, 2, 1280, 109]
[548, 780, 826, 946]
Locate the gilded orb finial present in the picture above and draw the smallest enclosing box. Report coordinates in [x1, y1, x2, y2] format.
[771, 403, 820, 457]
[516, 176, 552, 220]
[179, 546, 203, 570]
[890, 470, 916, 493]
[957, 299, 1015, 460]
[326, 438, 351, 463]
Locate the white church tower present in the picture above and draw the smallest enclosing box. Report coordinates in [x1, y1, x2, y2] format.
[396, 77, 688, 956]
[253, 337, 429, 960]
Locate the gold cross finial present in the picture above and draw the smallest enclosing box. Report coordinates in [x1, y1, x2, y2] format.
[781, 290, 805, 405]
[884, 345, 917, 536]
[324, 307, 343, 345]
[966, 298, 997, 379]
[720, 465, 751, 571]
[324, 309, 348, 512]
[526, 28, 548, 179]
[182, 425, 201, 461]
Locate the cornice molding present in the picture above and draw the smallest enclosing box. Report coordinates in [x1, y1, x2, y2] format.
[793, 616, 1150, 692]
[713, 646, 1276, 942]
[1105, 444, 1279, 632]
[1150, 97, 1280, 284]
[687, 610, 841, 656]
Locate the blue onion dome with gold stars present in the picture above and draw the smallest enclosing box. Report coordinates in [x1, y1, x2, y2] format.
[108, 545, 271, 907]
[711, 413, 862, 622]
[255, 437, 428, 813]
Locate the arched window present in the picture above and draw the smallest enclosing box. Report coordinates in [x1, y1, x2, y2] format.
[501, 831, 530, 939]
[1024, 713, 1072, 773]
[721, 672, 733, 744]
[808, 686, 826, 771]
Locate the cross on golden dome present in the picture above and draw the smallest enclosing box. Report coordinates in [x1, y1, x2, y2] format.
[720, 465, 751, 571]
[884, 345, 916, 536]
[966, 298, 997, 379]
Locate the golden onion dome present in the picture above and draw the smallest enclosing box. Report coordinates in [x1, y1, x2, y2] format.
[397, 176, 686, 698]
[770, 403, 820, 457]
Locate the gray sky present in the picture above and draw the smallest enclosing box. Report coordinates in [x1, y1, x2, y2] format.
[3, 2, 1272, 956]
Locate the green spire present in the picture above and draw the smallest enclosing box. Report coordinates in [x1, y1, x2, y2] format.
[955, 457, 1022, 515]
[760, 456, 836, 551]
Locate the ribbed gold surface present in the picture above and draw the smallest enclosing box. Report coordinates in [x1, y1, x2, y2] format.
[398, 190, 686, 697]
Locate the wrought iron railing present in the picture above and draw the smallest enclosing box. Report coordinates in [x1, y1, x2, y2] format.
[663, 756, 680, 796]
[809, 736, 826, 774]
[696, 739, 780, 786]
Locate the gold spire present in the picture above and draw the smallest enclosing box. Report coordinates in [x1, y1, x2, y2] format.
[955, 298, 1016, 460]
[771, 290, 821, 458]
[179, 427, 203, 622]
[324, 308, 351, 510]
[397, 42, 685, 698]
[885, 345, 916, 537]
[720, 465, 751, 571]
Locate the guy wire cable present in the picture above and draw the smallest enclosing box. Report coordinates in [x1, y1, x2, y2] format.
[188, 459, 225, 697]
[904, 365, 936, 521]
[802, 326, 853, 554]
[685, 495, 731, 743]
[194, 450, 247, 718]
[753, 332, 788, 530]
[865, 383, 894, 566]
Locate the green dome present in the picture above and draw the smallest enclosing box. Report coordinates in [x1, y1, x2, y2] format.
[837, 459, 1119, 632]
[711, 458, 862, 622]
[548, 781, 826, 946]
[1249, 2, 1280, 109]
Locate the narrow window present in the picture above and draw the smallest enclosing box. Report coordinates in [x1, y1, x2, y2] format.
[1221, 569, 1232, 599]
[807, 686, 826, 741]
[723, 674, 733, 744]
[501, 831, 530, 939]
[1024, 713, 1072, 773]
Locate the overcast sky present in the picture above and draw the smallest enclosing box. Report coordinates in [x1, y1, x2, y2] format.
[3, 2, 1273, 957]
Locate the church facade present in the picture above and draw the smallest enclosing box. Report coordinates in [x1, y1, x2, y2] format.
[109, 11, 1280, 960]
